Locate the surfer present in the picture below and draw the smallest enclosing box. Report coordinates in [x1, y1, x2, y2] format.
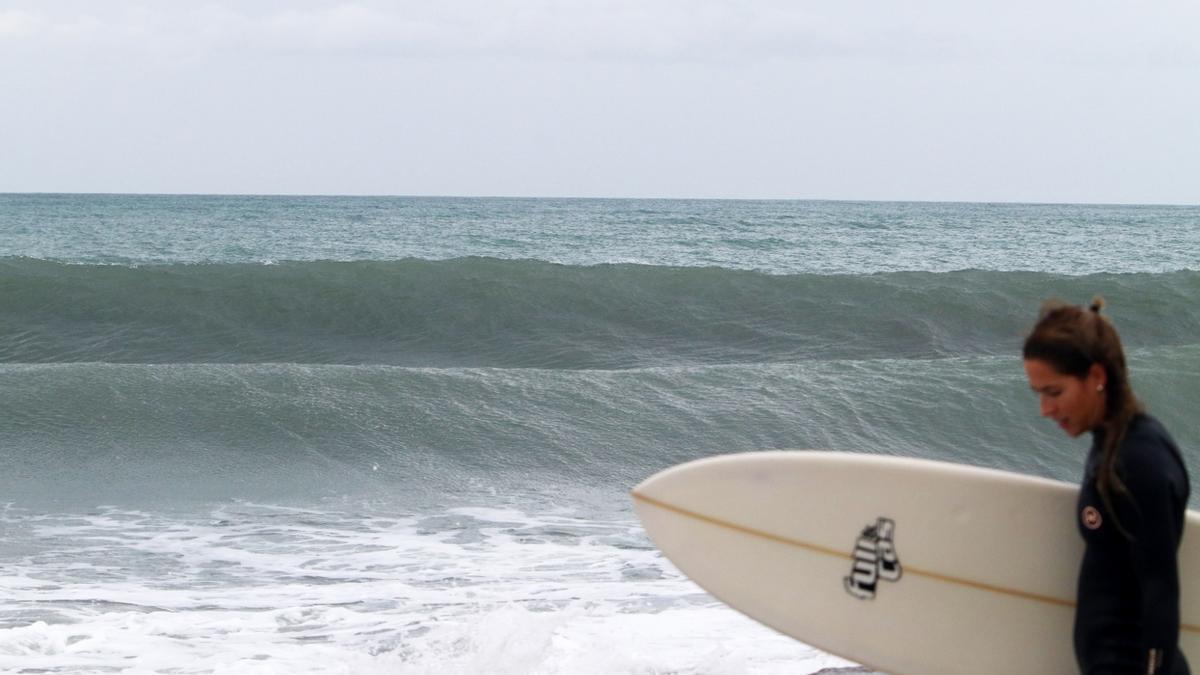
[1023, 298, 1191, 675]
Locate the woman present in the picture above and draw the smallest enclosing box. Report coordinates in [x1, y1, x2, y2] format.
[1024, 298, 1190, 674]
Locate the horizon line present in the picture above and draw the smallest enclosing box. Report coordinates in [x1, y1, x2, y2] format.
[1, 191, 1197, 208]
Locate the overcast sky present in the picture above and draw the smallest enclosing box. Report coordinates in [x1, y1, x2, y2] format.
[2, 1, 1197, 202]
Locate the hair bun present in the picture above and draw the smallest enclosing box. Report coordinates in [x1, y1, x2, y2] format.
[1089, 296, 1106, 313]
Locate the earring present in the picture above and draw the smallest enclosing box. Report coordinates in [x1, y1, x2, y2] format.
[1097, 385, 1105, 392]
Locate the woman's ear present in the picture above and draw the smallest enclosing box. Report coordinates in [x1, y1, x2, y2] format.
[1088, 362, 1108, 391]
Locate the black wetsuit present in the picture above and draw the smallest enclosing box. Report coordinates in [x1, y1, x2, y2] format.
[1076, 414, 1191, 675]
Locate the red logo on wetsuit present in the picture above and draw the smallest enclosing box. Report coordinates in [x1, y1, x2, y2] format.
[1082, 506, 1103, 530]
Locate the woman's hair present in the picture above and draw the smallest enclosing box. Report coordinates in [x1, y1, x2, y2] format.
[1023, 297, 1143, 531]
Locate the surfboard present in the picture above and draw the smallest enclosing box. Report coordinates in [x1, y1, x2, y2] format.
[631, 451, 1200, 675]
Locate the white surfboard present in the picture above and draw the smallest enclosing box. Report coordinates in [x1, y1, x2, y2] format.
[632, 451, 1200, 675]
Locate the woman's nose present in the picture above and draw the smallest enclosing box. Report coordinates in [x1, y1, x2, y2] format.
[1039, 396, 1054, 417]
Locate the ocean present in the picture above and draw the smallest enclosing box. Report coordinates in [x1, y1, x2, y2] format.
[1, 194, 1197, 673]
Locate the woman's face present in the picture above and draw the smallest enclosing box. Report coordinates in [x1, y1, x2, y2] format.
[1023, 359, 1107, 438]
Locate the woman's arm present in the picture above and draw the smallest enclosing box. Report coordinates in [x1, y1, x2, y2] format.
[1121, 438, 1186, 674]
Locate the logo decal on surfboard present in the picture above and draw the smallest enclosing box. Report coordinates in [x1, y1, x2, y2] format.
[844, 517, 902, 600]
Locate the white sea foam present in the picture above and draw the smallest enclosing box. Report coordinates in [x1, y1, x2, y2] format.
[0, 502, 866, 674]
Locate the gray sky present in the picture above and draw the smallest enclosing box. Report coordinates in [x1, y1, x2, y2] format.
[2, 1, 1198, 203]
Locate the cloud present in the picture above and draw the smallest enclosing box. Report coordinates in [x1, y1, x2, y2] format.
[1, 0, 1197, 68]
[0, 1, 989, 62]
[0, 9, 39, 37]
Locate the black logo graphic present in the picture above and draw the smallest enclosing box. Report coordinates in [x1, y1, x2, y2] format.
[844, 517, 902, 600]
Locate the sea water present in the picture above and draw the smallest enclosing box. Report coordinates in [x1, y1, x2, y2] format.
[1, 195, 1198, 673]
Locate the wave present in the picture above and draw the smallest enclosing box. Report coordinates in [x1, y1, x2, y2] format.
[2, 257, 1197, 368]
[3, 346, 1197, 505]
